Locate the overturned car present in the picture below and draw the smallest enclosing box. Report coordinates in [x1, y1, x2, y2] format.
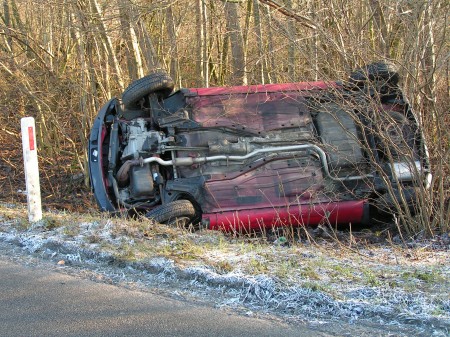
[88, 63, 431, 231]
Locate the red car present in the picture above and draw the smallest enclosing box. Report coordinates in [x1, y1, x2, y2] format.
[88, 63, 431, 231]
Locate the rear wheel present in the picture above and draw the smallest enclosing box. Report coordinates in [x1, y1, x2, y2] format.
[349, 61, 399, 86]
[122, 71, 174, 109]
[348, 62, 399, 98]
[146, 200, 196, 226]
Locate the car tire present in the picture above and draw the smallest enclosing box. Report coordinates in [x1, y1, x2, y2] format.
[122, 71, 174, 109]
[349, 61, 399, 86]
[146, 200, 196, 226]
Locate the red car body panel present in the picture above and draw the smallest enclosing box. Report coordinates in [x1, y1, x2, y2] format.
[205, 200, 366, 231]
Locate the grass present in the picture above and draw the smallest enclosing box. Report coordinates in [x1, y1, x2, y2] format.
[301, 281, 333, 293]
[1, 203, 449, 335]
[0, 203, 449, 305]
[328, 263, 357, 280]
[360, 268, 382, 287]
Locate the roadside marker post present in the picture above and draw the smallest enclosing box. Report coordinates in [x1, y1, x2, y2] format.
[21, 117, 42, 222]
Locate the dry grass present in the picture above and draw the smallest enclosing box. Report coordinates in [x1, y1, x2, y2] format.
[1, 203, 448, 302]
[1, 203, 449, 336]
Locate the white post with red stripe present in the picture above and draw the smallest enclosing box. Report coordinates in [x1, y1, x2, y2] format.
[21, 117, 42, 222]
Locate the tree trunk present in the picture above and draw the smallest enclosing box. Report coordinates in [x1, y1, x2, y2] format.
[262, 3, 275, 82]
[195, 0, 209, 87]
[252, 0, 265, 84]
[224, 0, 247, 85]
[369, 0, 389, 57]
[2, 0, 14, 52]
[118, 0, 139, 80]
[90, 0, 125, 91]
[135, 19, 161, 72]
[286, 0, 296, 80]
[195, 0, 205, 86]
[166, 5, 180, 86]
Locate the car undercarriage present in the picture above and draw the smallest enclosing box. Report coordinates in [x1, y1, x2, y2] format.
[89, 64, 431, 231]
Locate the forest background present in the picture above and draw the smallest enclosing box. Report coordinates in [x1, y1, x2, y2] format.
[0, 0, 448, 234]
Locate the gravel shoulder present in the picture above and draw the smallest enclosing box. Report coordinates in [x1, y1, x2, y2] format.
[0, 204, 449, 336]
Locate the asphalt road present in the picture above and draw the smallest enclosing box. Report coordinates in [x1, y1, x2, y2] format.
[0, 257, 326, 337]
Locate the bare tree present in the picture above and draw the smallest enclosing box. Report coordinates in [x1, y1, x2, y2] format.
[224, 0, 247, 85]
[165, 4, 180, 86]
[252, 0, 266, 83]
[0, 0, 447, 231]
[118, 0, 143, 80]
[195, 0, 207, 86]
[90, 0, 124, 91]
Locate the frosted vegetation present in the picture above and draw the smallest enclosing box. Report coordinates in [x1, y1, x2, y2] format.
[1, 204, 448, 336]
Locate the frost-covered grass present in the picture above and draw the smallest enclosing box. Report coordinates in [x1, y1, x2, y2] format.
[0, 203, 449, 336]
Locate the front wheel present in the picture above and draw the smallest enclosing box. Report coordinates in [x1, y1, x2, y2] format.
[122, 71, 174, 109]
[146, 200, 196, 226]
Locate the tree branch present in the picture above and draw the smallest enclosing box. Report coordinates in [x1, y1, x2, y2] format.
[258, 0, 316, 30]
